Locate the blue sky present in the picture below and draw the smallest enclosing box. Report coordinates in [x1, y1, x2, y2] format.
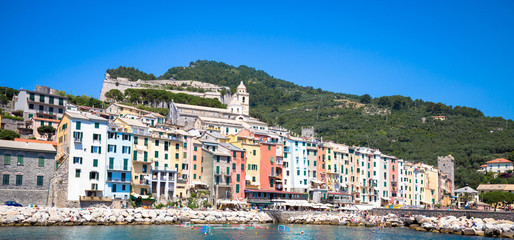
[1, 1, 513, 119]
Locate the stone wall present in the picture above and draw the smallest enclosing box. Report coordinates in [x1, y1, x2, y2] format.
[0, 149, 55, 206]
[99, 75, 230, 103]
[47, 157, 77, 208]
[371, 208, 514, 221]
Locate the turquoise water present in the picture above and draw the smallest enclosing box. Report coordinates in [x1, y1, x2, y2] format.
[0, 224, 491, 240]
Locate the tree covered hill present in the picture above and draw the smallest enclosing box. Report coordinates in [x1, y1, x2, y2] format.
[108, 60, 514, 188]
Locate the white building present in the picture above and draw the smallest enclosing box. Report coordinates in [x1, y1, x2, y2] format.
[485, 158, 513, 173]
[13, 86, 68, 120]
[283, 136, 308, 193]
[60, 111, 108, 201]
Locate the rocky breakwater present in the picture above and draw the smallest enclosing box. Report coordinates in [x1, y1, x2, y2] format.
[286, 211, 514, 238]
[0, 206, 273, 227]
[405, 215, 514, 238]
[286, 212, 404, 227]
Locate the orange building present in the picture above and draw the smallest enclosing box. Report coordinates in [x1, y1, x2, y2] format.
[259, 142, 282, 190]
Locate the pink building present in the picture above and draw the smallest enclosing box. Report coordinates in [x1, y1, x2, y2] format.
[31, 117, 60, 140]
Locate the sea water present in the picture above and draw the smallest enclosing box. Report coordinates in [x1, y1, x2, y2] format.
[0, 224, 491, 240]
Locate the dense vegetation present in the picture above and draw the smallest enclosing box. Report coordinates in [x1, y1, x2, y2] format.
[106, 66, 156, 81]
[0, 86, 19, 105]
[109, 60, 514, 189]
[123, 88, 226, 109]
[57, 90, 109, 108]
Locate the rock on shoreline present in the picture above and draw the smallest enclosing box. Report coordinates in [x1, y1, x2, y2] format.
[0, 206, 273, 227]
[285, 212, 514, 238]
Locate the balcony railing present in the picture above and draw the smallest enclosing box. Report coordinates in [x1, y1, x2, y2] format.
[106, 178, 130, 183]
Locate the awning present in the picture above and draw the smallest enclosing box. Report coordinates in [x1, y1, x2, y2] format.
[340, 183, 348, 188]
[251, 182, 260, 186]
[245, 175, 252, 181]
[381, 197, 391, 201]
[421, 200, 433, 205]
[311, 179, 324, 184]
[275, 179, 283, 182]
[192, 181, 208, 186]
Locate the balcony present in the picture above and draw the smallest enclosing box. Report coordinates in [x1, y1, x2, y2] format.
[74, 138, 82, 143]
[106, 178, 130, 183]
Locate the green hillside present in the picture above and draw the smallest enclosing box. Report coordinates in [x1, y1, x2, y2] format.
[107, 60, 514, 188]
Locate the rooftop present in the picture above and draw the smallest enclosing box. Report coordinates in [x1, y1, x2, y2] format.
[0, 139, 56, 153]
[486, 158, 512, 164]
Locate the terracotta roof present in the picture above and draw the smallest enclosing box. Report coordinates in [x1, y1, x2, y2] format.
[14, 138, 57, 147]
[486, 158, 512, 164]
[32, 117, 61, 123]
[480, 164, 487, 167]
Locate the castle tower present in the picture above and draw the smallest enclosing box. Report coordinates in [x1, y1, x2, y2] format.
[438, 155, 454, 192]
[234, 81, 249, 116]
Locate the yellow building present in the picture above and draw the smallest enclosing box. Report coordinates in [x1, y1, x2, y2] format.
[106, 103, 150, 118]
[228, 131, 260, 189]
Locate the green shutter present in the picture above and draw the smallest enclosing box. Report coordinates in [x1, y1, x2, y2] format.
[17, 155, 23, 165]
[38, 157, 44, 167]
[236, 184, 240, 193]
[227, 167, 230, 175]
[3, 155, 10, 165]
[93, 159, 98, 167]
[233, 151, 237, 157]
[216, 166, 220, 174]
[37, 176, 43, 186]
[76, 122, 81, 130]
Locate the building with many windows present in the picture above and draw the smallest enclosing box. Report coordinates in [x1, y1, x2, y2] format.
[55, 111, 109, 204]
[104, 124, 133, 200]
[0, 140, 56, 206]
[13, 86, 68, 120]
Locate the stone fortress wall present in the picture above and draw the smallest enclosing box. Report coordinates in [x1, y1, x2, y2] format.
[99, 74, 232, 104]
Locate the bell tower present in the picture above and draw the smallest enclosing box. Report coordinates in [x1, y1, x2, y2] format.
[235, 81, 249, 116]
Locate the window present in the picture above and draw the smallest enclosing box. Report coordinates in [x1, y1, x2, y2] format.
[144, 151, 148, 161]
[175, 143, 179, 150]
[236, 184, 240, 193]
[93, 159, 98, 167]
[155, 140, 159, 146]
[216, 166, 220, 174]
[17, 155, 23, 165]
[59, 98, 64, 106]
[144, 138, 148, 146]
[154, 162, 159, 168]
[49, 107, 54, 113]
[241, 152, 244, 158]
[193, 155, 197, 161]
[95, 123, 99, 128]
[76, 122, 81, 130]
[2, 175, 9, 185]
[93, 134, 101, 141]
[175, 153, 179, 159]
[4, 154, 11, 165]
[241, 164, 244, 171]
[38, 157, 45, 167]
[29, 103, 34, 109]
[39, 95, 45, 102]
[134, 136, 138, 144]
[29, 93, 35, 101]
[165, 153, 168, 160]
[49, 96, 54, 104]
[226, 167, 230, 175]
[37, 176, 44, 186]
[155, 151, 159, 158]
[15, 175, 23, 186]
[194, 146, 198, 151]
[123, 159, 128, 170]
[75, 169, 81, 178]
[39, 105, 44, 111]
[58, 108, 63, 113]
